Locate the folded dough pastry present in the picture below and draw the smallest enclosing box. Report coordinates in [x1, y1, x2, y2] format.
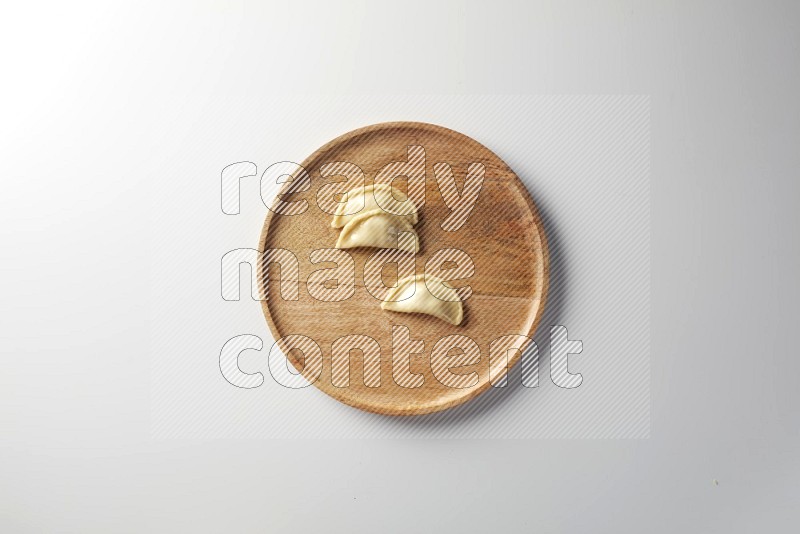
[331, 184, 418, 228]
[335, 209, 419, 253]
[381, 274, 463, 325]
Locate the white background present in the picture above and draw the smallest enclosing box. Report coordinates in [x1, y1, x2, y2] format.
[2, 1, 799, 532]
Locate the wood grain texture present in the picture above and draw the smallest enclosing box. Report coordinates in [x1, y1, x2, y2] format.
[258, 122, 549, 415]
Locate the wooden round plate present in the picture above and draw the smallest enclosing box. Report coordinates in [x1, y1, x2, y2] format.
[258, 122, 548, 415]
